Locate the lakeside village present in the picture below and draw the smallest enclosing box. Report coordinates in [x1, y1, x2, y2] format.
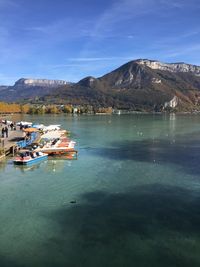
[0, 95, 185, 115]
[0, 102, 114, 115]
[0, 119, 77, 164]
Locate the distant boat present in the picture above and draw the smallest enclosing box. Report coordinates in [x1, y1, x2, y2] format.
[13, 151, 48, 165]
[113, 109, 121, 115]
[16, 121, 33, 127]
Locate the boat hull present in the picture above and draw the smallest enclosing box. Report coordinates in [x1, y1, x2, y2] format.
[40, 148, 76, 155]
[14, 154, 48, 165]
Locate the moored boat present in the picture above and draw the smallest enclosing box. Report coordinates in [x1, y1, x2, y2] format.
[16, 121, 33, 127]
[36, 138, 76, 155]
[13, 151, 48, 165]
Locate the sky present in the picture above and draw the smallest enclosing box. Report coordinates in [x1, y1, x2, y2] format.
[0, 0, 200, 85]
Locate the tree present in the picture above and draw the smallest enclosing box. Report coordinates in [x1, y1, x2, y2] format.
[63, 104, 73, 113]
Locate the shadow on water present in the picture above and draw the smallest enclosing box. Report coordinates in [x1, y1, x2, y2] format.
[89, 133, 200, 176]
[43, 184, 200, 267]
[0, 255, 24, 267]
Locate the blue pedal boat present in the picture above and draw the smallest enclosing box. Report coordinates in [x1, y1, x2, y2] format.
[14, 151, 48, 165]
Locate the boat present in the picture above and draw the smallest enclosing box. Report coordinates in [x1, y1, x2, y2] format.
[32, 124, 61, 132]
[36, 138, 76, 155]
[16, 121, 33, 127]
[40, 130, 65, 140]
[43, 125, 61, 132]
[13, 151, 48, 165]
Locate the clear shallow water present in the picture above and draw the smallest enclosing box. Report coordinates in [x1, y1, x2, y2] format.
[1, 114, 200, 266]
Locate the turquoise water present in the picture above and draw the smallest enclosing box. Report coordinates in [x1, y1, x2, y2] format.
[1, 114, 200, 266]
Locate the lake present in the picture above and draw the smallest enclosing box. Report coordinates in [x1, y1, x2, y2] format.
[1, 113, 200, 267]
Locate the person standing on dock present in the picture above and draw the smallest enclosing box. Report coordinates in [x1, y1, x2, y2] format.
[1, 127, 5, 138]
[10, 122, 14, 131]
[4, 126, 8, 138]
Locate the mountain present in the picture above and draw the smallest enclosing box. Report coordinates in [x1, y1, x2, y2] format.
[1, 59, 200, 111]
[0, 78, 72, 102]
[44, 59, 200, 111]
[14, 78, 69, 87]
[134, 59, 200, 75]
[0, 85, 9, 92]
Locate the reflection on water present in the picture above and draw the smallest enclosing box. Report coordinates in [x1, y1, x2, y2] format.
[45, 159, 67, 172]
[169, 113, 176, 137]
[14, 160, 47, 173]
[13, 159, 72, 173]
[13, 156, 76, 173]
[48, 152, 78, 161]
[12, 153, 77, 173]
[0, 159, 6, 171]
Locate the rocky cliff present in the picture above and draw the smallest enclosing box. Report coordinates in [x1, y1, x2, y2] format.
[0, 78, 72, 101]
[136, 59, 200, 76]
[14, 78, 68, 87]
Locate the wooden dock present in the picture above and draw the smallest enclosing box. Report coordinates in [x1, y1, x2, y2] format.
[0, 128, 24, 157]
[0, 125, 78, 160]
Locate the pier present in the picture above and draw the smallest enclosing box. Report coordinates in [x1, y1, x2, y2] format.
[0, 121, 78, 160]
[0, 127, 24, 157]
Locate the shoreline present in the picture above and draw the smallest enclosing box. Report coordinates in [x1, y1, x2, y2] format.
[2, 110, 200, 117]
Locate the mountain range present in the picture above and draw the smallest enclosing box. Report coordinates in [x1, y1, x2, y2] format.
[1, 59, 200, 111]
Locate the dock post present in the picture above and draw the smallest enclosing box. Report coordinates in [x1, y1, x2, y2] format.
[0, 138, 5, 158]
[2, 138, 5, 154]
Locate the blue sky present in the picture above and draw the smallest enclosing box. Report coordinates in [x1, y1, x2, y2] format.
[0, 0, 200, 85]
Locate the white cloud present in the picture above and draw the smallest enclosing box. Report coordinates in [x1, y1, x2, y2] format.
[67, 57, 133, 62]
[78, 0, 178, 59]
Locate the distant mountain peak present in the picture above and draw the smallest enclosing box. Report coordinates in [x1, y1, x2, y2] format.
[135, 59, 160, 63]
[78, 76, 97, 87]
[14, 78, 69, 87]
[134, 59, 200, 75]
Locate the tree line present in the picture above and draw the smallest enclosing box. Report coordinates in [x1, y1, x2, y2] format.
[0, 102, 113, 114]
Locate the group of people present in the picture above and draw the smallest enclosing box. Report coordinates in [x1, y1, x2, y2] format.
[1, 126, 8, 138]
[0, 119, 17, 138]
